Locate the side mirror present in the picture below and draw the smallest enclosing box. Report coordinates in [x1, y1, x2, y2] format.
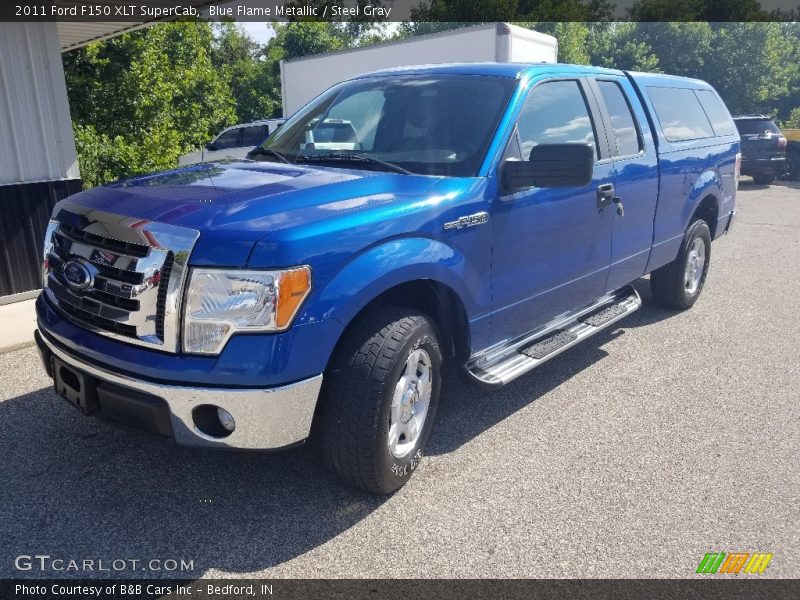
[501, 143, 594, 193]
[205, 142, 218, 151]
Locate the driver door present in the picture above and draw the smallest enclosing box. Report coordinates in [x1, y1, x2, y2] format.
[490, 78, 615, 345]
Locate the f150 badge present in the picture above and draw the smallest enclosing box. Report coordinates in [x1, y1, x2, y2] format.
[443, 211, 489, 231]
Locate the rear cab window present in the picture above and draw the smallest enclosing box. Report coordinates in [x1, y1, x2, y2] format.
[695, 90, 738, 137]
[646, 87, 715, 142]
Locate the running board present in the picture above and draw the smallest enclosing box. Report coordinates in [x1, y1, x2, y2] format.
[465, 286, 642, 388]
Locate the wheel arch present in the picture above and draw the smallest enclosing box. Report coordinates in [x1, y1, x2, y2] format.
[684, 171, 722, 238]
[690, 193, 720, 238]
[333, 278, 472, 366]
[312, 237, 478, 371]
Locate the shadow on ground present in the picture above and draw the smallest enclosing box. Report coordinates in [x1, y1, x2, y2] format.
[740, 177, 800, 191]
[0, 279, 677, 577]
[428, 277, 674, 456]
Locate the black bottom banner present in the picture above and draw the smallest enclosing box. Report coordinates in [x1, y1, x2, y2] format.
[2, 579, 800, 600]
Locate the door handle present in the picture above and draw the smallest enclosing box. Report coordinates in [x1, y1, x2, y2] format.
[597, 183, 615, 209]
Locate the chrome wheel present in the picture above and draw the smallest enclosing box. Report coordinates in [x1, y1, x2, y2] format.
[388, 348, 433, 459]
[684, 237, 706, 296]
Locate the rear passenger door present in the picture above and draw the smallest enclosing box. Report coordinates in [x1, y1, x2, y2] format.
[590, 77, 659, 292]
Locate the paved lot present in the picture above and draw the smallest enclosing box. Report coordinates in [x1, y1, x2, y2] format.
[1, 179, 798, 579]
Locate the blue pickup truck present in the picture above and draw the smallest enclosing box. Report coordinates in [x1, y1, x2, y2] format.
[35, 64, 739, 494]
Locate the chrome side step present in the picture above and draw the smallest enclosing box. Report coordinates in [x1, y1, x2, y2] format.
[465, 286, 642, 388]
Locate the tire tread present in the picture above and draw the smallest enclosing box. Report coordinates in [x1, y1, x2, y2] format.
[650, 219, 711, 310]
[318, 307, 431, 494]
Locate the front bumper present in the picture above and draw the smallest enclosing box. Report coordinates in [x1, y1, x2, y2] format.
[36, 329, 323, 450]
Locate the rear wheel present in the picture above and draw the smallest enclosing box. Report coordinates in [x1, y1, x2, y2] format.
[650, 220, 712, 310]
[785, 150, 800, 181]
[753, 174, 774, 185]
[318, 307, 442, 495]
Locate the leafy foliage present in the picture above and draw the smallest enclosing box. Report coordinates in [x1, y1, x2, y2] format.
[212, 22, 279, 123]
[65, 21, 236, 188]
[784, 107, 800, 128]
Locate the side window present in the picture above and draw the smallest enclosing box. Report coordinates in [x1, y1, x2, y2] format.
[694, 90, 738, 137]
[647, 87, 714, 142]
[213, 128, 241, 149]
[241, 125, 268, 147]
[597, 80, 642, 157]
[517, 80, 598, 161]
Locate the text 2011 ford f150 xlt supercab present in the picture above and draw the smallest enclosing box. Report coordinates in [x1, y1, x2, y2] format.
[35, 64, 739, 494]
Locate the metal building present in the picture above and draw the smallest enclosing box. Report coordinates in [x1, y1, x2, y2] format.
[0, 22, 82, 300]
[0, 3, 216, 302]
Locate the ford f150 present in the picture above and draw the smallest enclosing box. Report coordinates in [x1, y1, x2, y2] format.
[35, 64, 739, 494]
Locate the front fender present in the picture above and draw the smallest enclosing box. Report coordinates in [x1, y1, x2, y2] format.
[311, 236, 481, 330]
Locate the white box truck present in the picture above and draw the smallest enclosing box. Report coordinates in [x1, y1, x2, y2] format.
[280, 22, 558, 117]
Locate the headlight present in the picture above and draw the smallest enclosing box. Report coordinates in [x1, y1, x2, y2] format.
[182, 266, 311, 355]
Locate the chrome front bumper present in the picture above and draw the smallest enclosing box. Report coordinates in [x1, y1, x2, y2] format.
[37, 330, 323, 450]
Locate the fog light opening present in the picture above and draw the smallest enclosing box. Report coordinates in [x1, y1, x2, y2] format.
[192, 404, 235, 439]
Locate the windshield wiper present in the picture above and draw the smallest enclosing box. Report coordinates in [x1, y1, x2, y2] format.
[298, 153, 412, 175]
[247, 147, 291, 164]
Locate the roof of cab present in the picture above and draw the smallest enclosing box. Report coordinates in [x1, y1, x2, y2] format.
[348, 62, 626, 81]
[349, 63, 716, 92]
[626, 70, 712, 89]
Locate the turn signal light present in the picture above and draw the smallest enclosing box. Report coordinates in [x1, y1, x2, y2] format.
[276, 267, 312, 328]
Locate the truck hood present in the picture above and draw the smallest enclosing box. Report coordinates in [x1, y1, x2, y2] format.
[61, 160, 441, 265]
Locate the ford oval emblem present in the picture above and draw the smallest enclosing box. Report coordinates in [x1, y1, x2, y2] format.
[62, 259, 97, 292]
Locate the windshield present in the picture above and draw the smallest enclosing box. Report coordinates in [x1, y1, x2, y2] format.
[257, 75, 517, 177]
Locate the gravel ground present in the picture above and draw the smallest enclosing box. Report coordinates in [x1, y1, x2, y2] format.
[1, 179, 798, 579]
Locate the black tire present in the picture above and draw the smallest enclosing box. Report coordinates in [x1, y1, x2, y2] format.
[786, 150, 800, 181]
[650, 220, 712, 310]
[318, 307, 442, 495]
[753, 174, 774, 185]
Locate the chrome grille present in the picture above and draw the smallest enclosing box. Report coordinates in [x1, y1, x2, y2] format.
[43, 201, 199, 353]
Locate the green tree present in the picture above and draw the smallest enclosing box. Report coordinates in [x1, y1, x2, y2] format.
[628, 0, 768, 21]
[263, 21, 363, 113]
[783, 107, 800, 129]
[407, 0, 605, 22]
[64, 21, 236, 187]
[268, 22, 350, 61]
[700, 23, 797, 116]
[534, 22, 591, 64]
[631, 22, 713, 76]
[212, 22, 279, 122]
[588, 23, 660, 72]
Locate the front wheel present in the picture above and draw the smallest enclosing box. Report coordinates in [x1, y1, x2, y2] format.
[318, 307, 442, 495]
[650, 220, 712, 310]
